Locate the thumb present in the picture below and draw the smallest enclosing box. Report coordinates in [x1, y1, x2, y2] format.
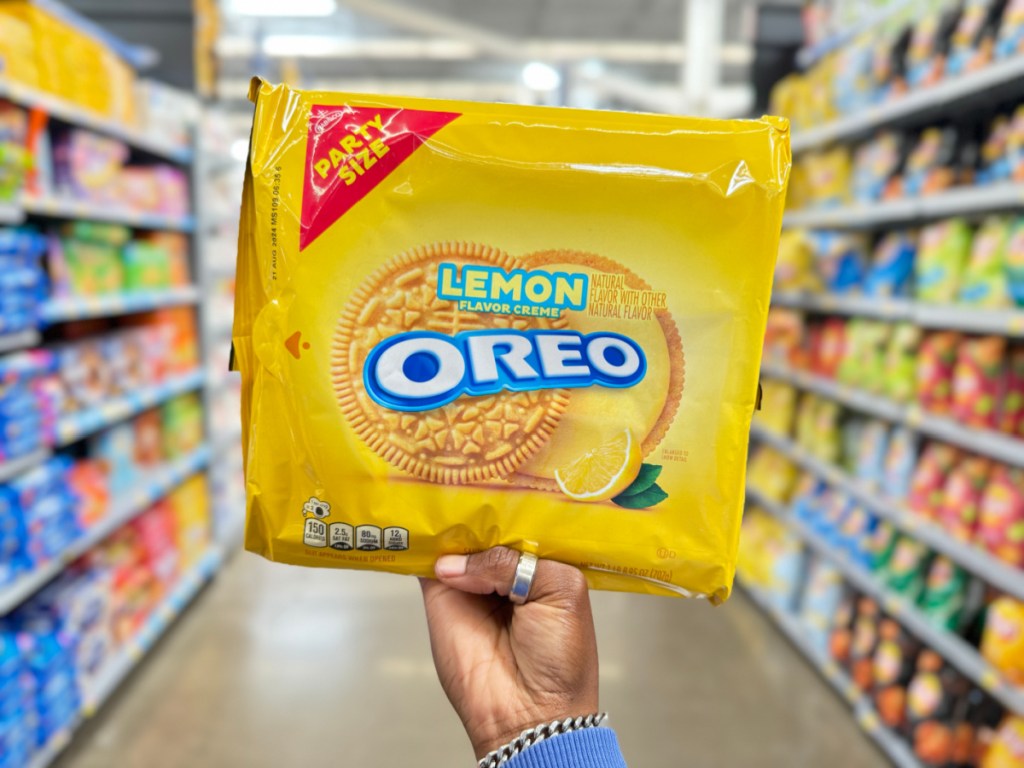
[435, 547, 520, 597]
[435, 547, 590, 608]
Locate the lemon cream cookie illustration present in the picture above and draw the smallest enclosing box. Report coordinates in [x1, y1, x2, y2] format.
[332, 242, 571, 484]
[235, 81, 790, 602]
[512, 250, 684, 494]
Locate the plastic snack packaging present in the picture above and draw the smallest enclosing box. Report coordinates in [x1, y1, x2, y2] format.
[917, 331, 964, 415]
[233, 81, 790, 601]
[873, 618, 921, 729]
[983, 716, 1024, 767]
[998, 345, 1024, 435]
[1006, 217, 1024, 306]
[916, 220, 973, 303]
[849, 596, 881, 690]
[937, 455, 992, 542]
[882, 536, 933, 604]
[919, 556, 969, 631]
[981, 597, 1024, 685]
[976, 465, 1024, 567]
[959, 216, 1013, 308]
[951, 336, 1007, 430]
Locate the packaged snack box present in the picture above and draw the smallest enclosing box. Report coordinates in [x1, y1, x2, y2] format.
[233, 81, 790, 601]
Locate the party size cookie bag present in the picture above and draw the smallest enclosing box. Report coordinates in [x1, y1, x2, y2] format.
[233, 79, 790, 602]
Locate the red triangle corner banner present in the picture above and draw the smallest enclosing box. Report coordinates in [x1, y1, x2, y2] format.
[300, 104, 460, 250]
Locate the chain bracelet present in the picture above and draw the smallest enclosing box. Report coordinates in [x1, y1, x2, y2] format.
[477, 713, 608, 768]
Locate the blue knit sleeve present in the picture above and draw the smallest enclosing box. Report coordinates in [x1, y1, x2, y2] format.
[503, 728, 628, 768]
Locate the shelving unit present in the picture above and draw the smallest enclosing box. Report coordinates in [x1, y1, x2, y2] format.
[759, 361, 1024, 467]
[790, 55, 1024, 153]
[0, 14, 233, 764]
[749, 422, 1024, 602]
[783, 182, 1024, 230]
[771, 292, 1024, 336]
[739, 578, 922, 768]
[27, 547, 223, 768]
[746, 482, 1024, 715]
[0, 446, 211, 615]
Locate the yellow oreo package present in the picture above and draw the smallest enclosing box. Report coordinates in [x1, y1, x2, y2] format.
[234, 79, 790, 602]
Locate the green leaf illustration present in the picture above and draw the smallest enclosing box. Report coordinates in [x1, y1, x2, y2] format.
[616, 463, 663, 498]
[612, 482, 668, 509]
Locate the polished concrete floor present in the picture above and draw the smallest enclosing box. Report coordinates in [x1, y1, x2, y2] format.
[57, 553, 883, 768]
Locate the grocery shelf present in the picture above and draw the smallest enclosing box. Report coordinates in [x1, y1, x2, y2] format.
[41, 286, 201, 324]
[0, 445, 211, 616]
[55, 369, 205, 446]
[739, 579, 922, 768]
[759, 361, 1024, 467]
[791, 55, 1024, 153]
[0, 447, 52, 484]
[770, 292, 1024, 336]
[0, 78, 193, 163]
[748, 421, 1024, 602]
[782, 182, 1024, 230]
[0, 328, 42, 354]
[23, 195, 195, 232]
[30, 547, 222, 768]
[747, 483, 1024, 715]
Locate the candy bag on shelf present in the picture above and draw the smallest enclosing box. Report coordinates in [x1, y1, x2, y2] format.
[234, 81, 791, 600]
[951, 335, 1007, 429]
[882, 428, 919, 500]
[937, 455, 992, 541]
[959, 216, 1013, 307]
[982, 716, 1024, 767]
[998, 345, 1024, 436]
[884, 323, 923, 402]
[919, 556, 969, 631]
[981, 596, 1024, 685]
[976, 466, 1024, 567]
[1006, 216, 1024, 306]
[908, 442, 962, 519]
[865, 230, 917, 297]
[918, 331, 963, 414]
[874, 618, 921, 730]
[882, 536, 932, 604]
[916, 220, 973, 303]
[850, 597, 882, 691]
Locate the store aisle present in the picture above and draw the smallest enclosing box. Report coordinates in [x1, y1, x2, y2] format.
[56, 554, 882, 768]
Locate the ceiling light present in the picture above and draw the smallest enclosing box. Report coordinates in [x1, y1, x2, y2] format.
[230, 139, 249, 163]
[227, 0, 336, 17]
[521, 62, 561, 92]
[263, 35, 344, 57]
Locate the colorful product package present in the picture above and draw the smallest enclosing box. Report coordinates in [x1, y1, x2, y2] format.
[908, 442, 961, 518]
[919, 556, 969, 631]
[915, 219, 973, 303]
[959, 216, 1013, 307]
[981, 597, 1024, 685]
[917, 331, 963, 414]
[881, 536, 932, 604]
[999, 345, 1024, 436]
[951, 336, 1007, 429]
[882, 428, 919, 500]
[976, 466, 1024, 567]
[233, 81, 791, 600]
[873, 618, 921, 730]
[864, 230, 916, 297]
[937, 455, 992, 541]
[983, 716, 1024, 767]
[1007, 217, 1024, 306]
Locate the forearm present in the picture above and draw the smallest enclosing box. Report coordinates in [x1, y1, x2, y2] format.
[504, 728, 628, 768]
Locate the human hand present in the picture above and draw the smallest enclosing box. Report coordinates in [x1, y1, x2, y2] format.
[420, 547, 600, 759]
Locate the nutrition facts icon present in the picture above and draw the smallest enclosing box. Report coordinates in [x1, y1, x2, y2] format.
[303, 518, 328, 548]
[356, 525, 382, 551]
[329, 522, 354, 550]
[384, 527, 409, 551]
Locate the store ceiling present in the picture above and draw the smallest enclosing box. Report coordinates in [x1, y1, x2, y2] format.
[214, 0, 798, 114]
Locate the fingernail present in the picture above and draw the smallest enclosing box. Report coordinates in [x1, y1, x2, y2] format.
[436, 555, 468, 578]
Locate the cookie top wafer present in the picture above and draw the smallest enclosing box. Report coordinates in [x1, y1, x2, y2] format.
[332, 242, 571, 484]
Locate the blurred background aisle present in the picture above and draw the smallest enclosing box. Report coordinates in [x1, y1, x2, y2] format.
[0, 1, 1021, 767]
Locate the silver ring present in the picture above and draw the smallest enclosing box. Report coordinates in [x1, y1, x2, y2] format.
[509, 551, 538, 605]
